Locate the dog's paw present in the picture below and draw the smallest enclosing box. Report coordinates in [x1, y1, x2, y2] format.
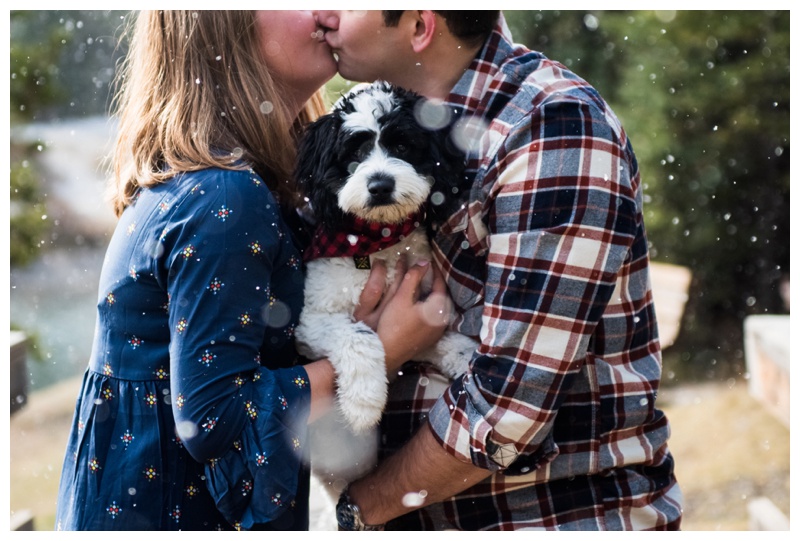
[327, 323, 389, 433]
[423, 331, 477, 379]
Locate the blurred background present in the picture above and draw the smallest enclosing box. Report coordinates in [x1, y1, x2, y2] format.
[8, 10, 791, 531]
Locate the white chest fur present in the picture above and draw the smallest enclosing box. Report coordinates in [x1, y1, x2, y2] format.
[295, 226, 476, 496]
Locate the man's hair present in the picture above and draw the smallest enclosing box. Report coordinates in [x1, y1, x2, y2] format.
[382, 11, 500, 47]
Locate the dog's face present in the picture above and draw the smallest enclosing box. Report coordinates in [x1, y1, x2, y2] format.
[295, 82, 466, 228]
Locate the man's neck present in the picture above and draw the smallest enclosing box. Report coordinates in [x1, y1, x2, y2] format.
[402, 38, 482, 101]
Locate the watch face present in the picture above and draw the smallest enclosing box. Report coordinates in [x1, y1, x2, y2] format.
[337, 502, 359, 531]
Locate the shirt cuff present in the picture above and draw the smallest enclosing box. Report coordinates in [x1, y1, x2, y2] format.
[427, 372, 559, 475]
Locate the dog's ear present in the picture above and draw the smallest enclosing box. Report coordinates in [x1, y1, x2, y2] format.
[294, 113, 341, 199]
[294, 112, 349, 230]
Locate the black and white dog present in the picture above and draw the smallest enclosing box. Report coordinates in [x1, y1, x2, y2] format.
[294, 81, 477, 492]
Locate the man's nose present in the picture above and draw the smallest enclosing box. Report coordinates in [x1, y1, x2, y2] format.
[314, 10, 339, 31]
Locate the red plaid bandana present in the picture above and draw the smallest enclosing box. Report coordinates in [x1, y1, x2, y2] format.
[305, 213, 422, 268]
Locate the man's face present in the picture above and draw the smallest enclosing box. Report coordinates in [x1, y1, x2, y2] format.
[315, 10, 410, 83]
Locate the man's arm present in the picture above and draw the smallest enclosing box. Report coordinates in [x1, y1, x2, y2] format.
[347, 423, 491, 526]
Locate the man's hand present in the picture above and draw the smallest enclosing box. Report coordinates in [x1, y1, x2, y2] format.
[353, 257, 451, 374]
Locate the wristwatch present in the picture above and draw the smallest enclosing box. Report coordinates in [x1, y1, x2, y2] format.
[336, 486, 385, 531]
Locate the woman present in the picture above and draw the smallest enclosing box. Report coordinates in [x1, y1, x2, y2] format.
[55, 11, 446, 531]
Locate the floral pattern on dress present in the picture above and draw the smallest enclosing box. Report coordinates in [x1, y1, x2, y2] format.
[56, 169, 311, 531]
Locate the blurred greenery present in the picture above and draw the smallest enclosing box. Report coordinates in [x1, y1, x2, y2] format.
[9, 10, 790, 384]
[10, 142, 50, 267]
[10, 10, 128, 267]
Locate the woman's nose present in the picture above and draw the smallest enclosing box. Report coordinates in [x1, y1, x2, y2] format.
[314, 10, 339, 31]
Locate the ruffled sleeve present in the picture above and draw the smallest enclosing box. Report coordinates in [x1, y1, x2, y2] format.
[204, 365, 311, 529]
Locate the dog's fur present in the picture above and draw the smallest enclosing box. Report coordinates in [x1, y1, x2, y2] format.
[294, 82, 477, 492]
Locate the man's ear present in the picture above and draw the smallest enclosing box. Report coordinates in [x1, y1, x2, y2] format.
[410, 10, 437, 53]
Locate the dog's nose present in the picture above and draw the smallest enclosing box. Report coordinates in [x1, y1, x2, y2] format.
[367, 173, 395, 200]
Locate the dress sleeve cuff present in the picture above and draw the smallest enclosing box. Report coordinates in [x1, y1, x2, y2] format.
[204, 366, 311, 529]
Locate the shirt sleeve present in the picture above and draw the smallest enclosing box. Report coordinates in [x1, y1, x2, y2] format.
[160, 169, 311, 528]
[428, 97, 639, 473]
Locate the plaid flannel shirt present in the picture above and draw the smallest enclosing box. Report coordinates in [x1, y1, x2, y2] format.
[379, 18, 683, 530]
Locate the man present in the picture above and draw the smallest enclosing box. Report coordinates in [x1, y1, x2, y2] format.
[316, 10, 683, 530]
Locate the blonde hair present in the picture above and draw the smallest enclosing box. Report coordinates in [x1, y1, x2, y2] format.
[109, 10, 327, 216]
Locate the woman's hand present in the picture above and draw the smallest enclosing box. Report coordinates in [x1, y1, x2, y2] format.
[354, 257, 452, 374]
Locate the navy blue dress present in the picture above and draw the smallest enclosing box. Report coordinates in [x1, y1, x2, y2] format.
[55, 167, 312, 530]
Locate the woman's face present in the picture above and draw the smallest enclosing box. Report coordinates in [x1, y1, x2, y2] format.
[255, 11, 337, 107]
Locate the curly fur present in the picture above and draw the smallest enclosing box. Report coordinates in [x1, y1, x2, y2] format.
[293, 81, 478, 493]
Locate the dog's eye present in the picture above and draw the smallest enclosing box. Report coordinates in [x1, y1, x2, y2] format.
[394, 143, 408, 154]
[356, 141, 373, 161]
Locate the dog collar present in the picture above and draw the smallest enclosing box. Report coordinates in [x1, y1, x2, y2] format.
[304, 212, 422, 268]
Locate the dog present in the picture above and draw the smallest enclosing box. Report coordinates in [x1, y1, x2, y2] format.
[293, 81, 478, 495]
